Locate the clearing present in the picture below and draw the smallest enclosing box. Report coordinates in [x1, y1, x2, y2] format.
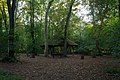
[0, 55, 120, 80]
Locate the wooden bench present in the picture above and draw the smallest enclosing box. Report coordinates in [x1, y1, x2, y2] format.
[51, 53, 64, 58]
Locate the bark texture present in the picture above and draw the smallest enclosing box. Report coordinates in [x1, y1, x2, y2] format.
[30, 0, 36, 58]
[64, 0, 75, 57]
[7, 0, 16, 58]
[44, 0, 54, 57]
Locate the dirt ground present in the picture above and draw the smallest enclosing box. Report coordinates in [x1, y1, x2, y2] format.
[0, 54, 120, 80]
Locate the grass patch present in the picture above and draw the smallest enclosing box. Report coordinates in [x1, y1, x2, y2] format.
[106, 68, 120, 76]
[0, 69, 24, 80]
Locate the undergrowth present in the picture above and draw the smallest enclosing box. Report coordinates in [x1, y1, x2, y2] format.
[0, 69, 24, 80]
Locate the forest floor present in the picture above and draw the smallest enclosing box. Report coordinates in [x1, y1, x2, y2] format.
[0, 54, 120, 80]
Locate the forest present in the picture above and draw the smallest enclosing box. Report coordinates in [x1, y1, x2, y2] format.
[0, 0, 120, 80]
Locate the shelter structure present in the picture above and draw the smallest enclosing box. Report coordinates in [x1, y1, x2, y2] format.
[41, 38, 78, 55]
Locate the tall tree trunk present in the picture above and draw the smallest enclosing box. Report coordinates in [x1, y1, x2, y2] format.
[7, 0, 16, 58]
[63, 0, 75, 57]
[30, 0, 35, 58]
[0, 11, 2, 53]
[118, 0, 120, 20]
[0, 13, 2, 32]
[44, 0, 54, 57]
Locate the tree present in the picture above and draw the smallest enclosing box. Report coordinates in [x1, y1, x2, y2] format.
[118, 0, 120, 20]
[44, 0, 54, 57]
[64, 0, 75, 57]
[0, 11, 2, 54]
[30, 0, 36, 58]
[6, 0, 16, 60]
[0, 11, 2, 32]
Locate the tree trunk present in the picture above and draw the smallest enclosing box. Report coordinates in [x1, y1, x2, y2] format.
[118, 0, 120, 20]
[44, 0, 54, 57]
[7, 0, 16, 59]
[0, 12, 2, 53]
[64, 0, 75, 57]
[0, 13, 2, 32]
[30, 0, 35, 58]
